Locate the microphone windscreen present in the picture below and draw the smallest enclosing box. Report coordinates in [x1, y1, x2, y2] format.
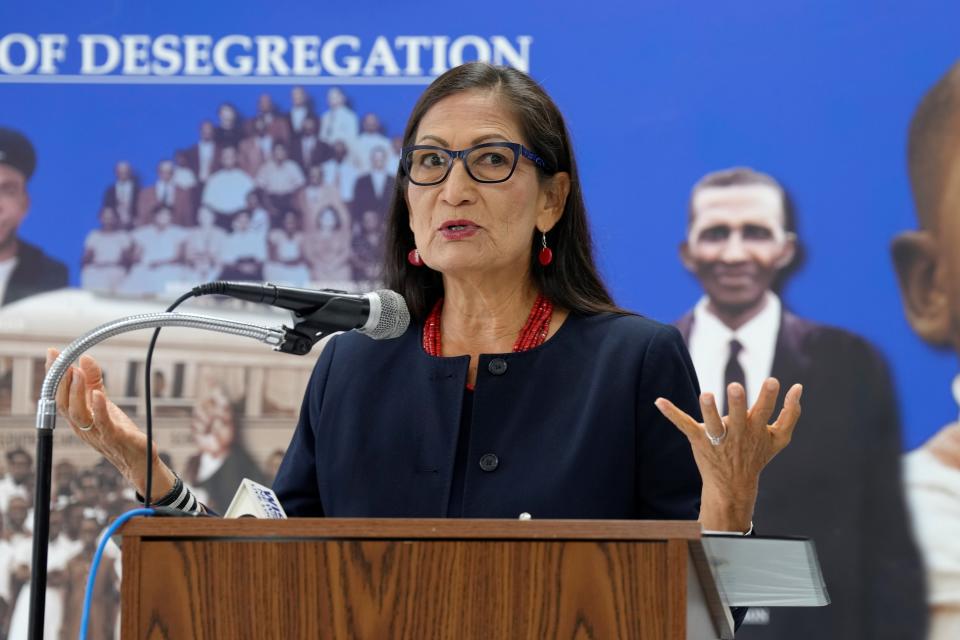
[359, 290, 410, 340]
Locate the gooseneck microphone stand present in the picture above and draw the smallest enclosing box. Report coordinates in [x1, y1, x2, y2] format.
[27, 312, 285, 639]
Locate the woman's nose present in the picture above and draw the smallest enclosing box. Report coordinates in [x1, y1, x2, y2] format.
[438, 159, 478, 207]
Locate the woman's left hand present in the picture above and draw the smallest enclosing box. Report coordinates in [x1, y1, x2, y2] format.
[655, 378, 802, 532]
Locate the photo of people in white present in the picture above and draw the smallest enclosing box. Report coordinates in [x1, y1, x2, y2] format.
[84, 86, 395, 297]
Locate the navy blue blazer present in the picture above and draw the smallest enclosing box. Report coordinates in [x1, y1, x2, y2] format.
[273, 312, 704, 520]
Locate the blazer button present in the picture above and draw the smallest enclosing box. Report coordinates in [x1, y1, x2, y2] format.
[479, 453, 499, 472]
[487, 358, 508, 376]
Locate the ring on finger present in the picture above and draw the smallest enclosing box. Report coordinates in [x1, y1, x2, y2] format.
[77, 419, 95, 432]
[707, 423, 728, 446]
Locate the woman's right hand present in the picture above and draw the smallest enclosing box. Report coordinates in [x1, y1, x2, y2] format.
[46, 348, 177, 501]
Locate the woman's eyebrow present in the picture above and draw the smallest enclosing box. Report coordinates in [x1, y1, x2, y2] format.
[470, 133, 511, 144]
[417, 134, 448, 145]
[415, 132, 512, 146]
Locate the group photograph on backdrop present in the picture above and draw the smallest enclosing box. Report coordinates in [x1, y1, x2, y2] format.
[2, 1, 960, 638]
[85, 84, 396, 298]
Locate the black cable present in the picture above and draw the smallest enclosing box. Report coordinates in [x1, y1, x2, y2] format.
[143, 290, 197, 508]
[27, 431, 52, 637]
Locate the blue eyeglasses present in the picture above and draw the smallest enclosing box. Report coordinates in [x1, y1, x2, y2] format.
[401, 142, 553, 186]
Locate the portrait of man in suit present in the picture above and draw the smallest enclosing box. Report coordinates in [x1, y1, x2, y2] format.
[353, 113, 393, 172]
[0, 127, 68, 306]
[319, 86, 358, 147]
[182, 385, 266, 513]
[290, 115, 332, 171]
[183, 120, 220, 184]
[100, 160, 140, 229]
[201, 146, 254, 222]
[246, 92, 291, 143]
[136, 160, 194, 227]
[288, 85, 315, 137]
[675, 167, 926, 639]
[893, 60, 960, 640]
[215, 102, 244, 149]
[351, 146, 394, 220]
[239, 115, 273, 178]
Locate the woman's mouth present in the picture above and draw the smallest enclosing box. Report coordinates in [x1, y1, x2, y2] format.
[439, 220, 480, 240]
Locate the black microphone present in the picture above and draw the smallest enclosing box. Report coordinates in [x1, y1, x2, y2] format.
[192, 281, 410, 344]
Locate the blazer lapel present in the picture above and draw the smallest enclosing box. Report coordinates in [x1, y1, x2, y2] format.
[769, 309, 812, 410]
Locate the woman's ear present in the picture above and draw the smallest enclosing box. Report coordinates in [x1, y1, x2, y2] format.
[537, 172, 571, 232]
[891, 230, 953, 346]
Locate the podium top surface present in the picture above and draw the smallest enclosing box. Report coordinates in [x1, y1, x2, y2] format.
[120, 517, 702, 541]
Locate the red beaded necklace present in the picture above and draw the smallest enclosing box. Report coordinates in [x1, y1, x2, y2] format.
[422, 294, 554, 357]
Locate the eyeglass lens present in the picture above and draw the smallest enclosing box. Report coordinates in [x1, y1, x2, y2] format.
[405, 145, 517, 184]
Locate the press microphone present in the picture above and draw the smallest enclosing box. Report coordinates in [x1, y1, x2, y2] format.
[192, 281, 410, 344]
[224, 479, 287, 519]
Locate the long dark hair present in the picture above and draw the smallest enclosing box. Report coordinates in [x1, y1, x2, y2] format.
[384, 62, 625, 323]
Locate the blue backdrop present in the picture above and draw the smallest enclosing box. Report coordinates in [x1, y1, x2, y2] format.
[0, 0, 956, 449]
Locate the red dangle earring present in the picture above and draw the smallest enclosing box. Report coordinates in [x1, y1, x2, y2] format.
[407, 248, 424, 266]
[538, 231, 554, 266]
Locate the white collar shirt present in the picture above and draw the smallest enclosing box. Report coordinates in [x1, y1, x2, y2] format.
[202, 169, 254, 214]
[132, 225, 188, 264]
[370, 170, 387, 197]
[156, 180, 173, 205]
[321, 159, 357, 202]
[196, 452, 227, 483]
[290, 106, 307, 133]
[256, 160, 305, 195]
[904, 375, 960, 609]
[115, 180, 133, 206]
[320, 107, 358, 145]
[302, 136, 316, 160]
[687, 291, 782, 406]
[223, 227, 268, 263]
[0, 471, 26, 513]
[173, 167, 197, 190]
[198, 141, 215, 179]
[258, 135, 273, 159]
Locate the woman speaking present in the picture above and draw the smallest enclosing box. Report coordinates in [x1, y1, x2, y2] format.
[50, 63, 800, 535]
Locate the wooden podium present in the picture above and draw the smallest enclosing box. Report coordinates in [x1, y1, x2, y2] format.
[119, 518, 734, 639]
